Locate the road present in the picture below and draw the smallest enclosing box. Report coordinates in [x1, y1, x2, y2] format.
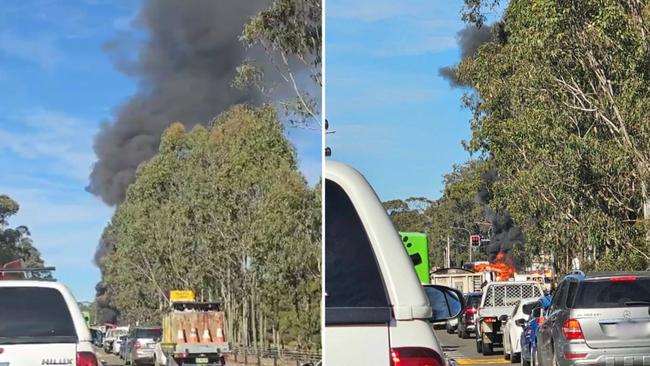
[434, 328, 510, 366]
[94, 347, 126, 366]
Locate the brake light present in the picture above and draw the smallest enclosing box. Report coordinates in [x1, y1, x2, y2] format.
[610, 276, 637, 282]
[562, 319, 584, 340]
[483, 317, 496, 323]
[390, 347, 444, 366]
[464, 307, 477, 314]
[76, 352, 99, 366]
[134, 341, 141, 349]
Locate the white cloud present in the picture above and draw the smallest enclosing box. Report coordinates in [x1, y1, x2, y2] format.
[0, 32, 62, 68]
[0, 110, 98, 182]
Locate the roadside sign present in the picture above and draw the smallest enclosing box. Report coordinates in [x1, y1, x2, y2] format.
[170, 290, 195, 302]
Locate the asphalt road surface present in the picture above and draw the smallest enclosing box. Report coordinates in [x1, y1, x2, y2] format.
[434, 328, 510, 366]
[94, 347, 126, 366]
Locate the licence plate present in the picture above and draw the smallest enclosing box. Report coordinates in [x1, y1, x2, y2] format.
[196, 358, 209, 364]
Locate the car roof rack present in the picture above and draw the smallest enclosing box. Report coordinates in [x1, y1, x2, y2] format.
[0, 266, 56, 280]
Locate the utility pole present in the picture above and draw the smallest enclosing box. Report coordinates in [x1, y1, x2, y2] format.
[446, 235, 451, 268]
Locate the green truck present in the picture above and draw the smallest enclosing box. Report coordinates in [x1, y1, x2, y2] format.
[399, 232, 430, 284]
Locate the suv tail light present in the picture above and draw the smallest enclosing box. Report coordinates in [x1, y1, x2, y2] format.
[134, 341, 142, 349]
[77, 352, 99, 366]
[390, 347, 444, 366]
[562, 319, 584, 340]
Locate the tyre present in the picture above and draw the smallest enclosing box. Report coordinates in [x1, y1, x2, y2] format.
[476, 338, 483, 354]
[482, 336, 493, 355]
[461, 330, 469, 339]
[512, 352, 521, 363]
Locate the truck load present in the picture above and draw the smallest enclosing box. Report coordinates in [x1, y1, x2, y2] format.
[159, 290, 229, 366]
[430, 268, 488, 293]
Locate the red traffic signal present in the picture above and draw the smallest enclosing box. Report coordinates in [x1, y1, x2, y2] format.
[470, 235, 481, 247]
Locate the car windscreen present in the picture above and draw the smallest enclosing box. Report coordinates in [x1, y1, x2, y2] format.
[468, 294, 481, 308]
[0, 287, 77, 344]
[572, 277, 650, 308]
[135, 328, 161, 339]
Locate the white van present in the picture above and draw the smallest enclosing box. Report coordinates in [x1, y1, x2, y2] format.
[0, 278, 98, 365]
[324, 161, 463, 365]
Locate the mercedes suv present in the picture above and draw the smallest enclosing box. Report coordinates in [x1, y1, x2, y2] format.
[536, 271, 650, 366]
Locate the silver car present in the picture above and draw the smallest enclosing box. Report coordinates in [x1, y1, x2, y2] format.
[126, 327, 162, 366]
[536, 271, 650, 366]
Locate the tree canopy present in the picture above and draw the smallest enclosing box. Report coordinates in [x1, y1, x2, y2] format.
[0, 194, 46, 269]
[449, 0, 650, 272]
[101, 105, 320, 350]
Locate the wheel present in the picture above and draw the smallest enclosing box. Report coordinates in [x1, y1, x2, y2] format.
[457, 328, 462, 338]
[512, 352, 521, 363]
[482, 335, 494, 356]
[461, 330, 469, 339]
[476, 337, 483, 354]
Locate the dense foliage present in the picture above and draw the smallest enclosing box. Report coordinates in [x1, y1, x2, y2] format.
[100, 105, 320, 351]
[448, 0, 650, 272]
[0, 194, 46, 269]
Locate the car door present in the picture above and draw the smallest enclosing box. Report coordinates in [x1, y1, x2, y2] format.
[538, 281, 568, 366]
[324, 179, 392, 366]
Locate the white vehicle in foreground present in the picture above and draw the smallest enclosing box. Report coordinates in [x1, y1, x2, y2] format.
[324, 161, 463, 365]
[502, 297, 539, 363]
[0, 267, 98, 366]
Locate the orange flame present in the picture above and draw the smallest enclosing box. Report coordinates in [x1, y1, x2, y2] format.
[473, 251, 515, 281]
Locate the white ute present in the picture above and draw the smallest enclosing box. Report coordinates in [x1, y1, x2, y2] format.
[0, 268, 98, 366]
[324, 161, 463, 365]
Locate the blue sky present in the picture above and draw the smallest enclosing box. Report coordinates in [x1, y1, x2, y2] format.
[326, 0, 474, 201]
[0, 0, 320, 302]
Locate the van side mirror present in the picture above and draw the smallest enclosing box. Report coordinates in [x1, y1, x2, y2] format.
[499, 314, 509, 322]
[531, 307, 542, 318]
[423, 285, 465, 323]
[153, 337, 161, 343]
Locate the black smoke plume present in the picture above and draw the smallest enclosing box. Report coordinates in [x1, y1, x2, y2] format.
[476, 169, 525, 267]
[90, 0, 270, 321]
[88, 0, 269, 206]
[439, 24, 495, 87]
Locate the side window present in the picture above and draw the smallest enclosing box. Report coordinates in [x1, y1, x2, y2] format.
[325, 180, 391, 325]
[565, 281, 578, 308]
[551, 282, 567, 311]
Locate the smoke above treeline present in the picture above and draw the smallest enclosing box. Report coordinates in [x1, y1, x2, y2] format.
[89, 0, 272, 323]
[439, 24, 496, 87]
[476, 169, 525, 267]
[88, 0, 271, 206]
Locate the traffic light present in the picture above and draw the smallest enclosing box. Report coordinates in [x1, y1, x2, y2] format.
[470, 235, 481, 247]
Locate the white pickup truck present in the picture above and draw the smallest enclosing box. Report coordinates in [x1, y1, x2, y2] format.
[475, 281, 543, 355]
[0, 268, 98, 366]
